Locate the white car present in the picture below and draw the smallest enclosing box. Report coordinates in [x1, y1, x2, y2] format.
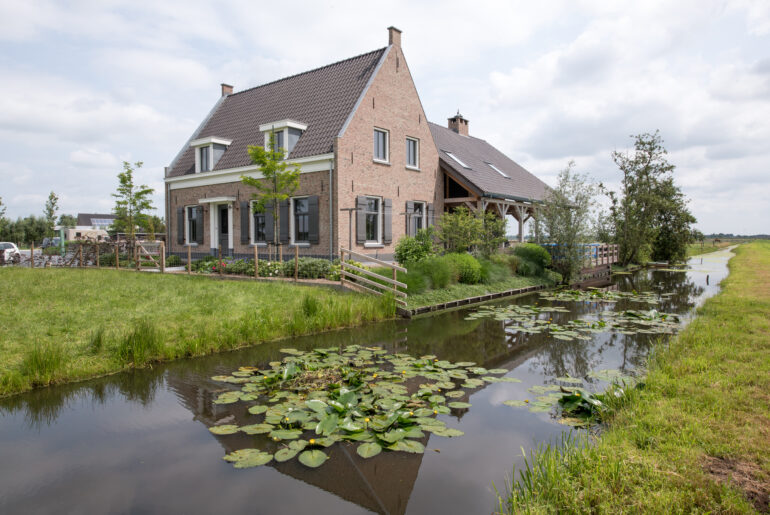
[0, 242, 21, 264]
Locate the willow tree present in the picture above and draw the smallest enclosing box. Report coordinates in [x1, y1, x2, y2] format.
[240, 133, 300, 249]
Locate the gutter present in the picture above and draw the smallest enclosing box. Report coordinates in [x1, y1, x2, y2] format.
[329, 158, 334, 261]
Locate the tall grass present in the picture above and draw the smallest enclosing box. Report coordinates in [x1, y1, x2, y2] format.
[20, 342, 65, 387]
[113, 319, 162, 365]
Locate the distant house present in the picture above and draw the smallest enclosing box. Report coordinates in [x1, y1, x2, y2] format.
[58, 213, 116, 241]
[164, 27, 548, 260]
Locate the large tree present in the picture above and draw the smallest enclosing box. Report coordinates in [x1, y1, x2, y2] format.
[58, 214, 77, 228]
[650, 177, 696, 263]
[240, 133, 300, 248]
[536, 162, 598, 284]
[112, 161, 154, 244]
[43, 191, 59, 237]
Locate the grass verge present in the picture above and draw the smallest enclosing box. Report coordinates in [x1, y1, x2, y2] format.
[406, 274, 555, 308]
[0, 268, 395, 397]
[496, 241, 770, 513]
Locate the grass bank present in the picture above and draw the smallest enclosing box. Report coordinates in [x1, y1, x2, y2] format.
[0, 268, 395, 397]
[687, 240, 733, 258]
[406, 275, 554, 308]
[497, 241, 770, 513]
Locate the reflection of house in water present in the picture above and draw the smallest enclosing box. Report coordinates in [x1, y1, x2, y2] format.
[165, 374, 426, 515]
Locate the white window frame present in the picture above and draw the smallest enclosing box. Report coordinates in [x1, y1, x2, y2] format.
[289, 196, 311, 246]
[410, 201, 426, 236]
[249, 200, 268, 246]
[363, 195, 383, 246]
[406, 137, 420, 170]
[373, 128, 389, 164]
[190, 136, 232, 174]
[184, 205, 200, 245]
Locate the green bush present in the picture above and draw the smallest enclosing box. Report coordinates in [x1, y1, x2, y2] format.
[394, 228, 436, 265]
[282, 257, 331, 279]
[513, 243, 551, 270]
[516, 257, 541, 277]
[166, 254, 181, 267]
[478, 258, 511, 284]
[490, 253, 520, 274]
[411, 255, 453, 289]
[443, 253, 482, 284]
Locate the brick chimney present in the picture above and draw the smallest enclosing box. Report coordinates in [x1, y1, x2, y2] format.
[221, 83, 233, 97]
[388, 26, 402, 48]
[448, 110, 469, 136]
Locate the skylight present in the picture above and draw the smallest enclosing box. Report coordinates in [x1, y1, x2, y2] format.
[90, 218, 114, 227]
[486, 162, 509, 178]
[444, 151, 470, 169]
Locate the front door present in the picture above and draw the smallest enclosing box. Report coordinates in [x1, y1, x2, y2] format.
[218, 205, 229, 252]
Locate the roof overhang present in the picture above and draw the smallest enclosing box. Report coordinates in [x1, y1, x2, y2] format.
[190, 136, 233, 148]
[440, 158, 543, 205]
[197, 196, 236, 204]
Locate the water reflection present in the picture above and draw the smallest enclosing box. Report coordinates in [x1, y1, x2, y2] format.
[0, 248, 732, 515]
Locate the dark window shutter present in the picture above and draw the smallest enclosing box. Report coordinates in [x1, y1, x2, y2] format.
[356, 196, 367, 244]
[240, 201, 250, 245]
[308, 196, 319, 244]
[195, 207, 204, 245]
[405, 201, 415, 235]
[279, 200, 290, 244]
[176, 207, 184, 244]
[427, 203, 435, 227]
[383, 198, 392, 244]
[264, 201, 274, 243]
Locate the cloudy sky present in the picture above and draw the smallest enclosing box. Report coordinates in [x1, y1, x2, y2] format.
[1, 0, 768, 234]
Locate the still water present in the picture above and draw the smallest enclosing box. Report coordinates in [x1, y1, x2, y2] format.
[0, 248, 733, 514]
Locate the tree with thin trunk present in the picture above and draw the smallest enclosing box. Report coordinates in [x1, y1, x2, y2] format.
[43, 191, 59, 237]
[240, 133, 300, 250]
[112, 161, 154, 248]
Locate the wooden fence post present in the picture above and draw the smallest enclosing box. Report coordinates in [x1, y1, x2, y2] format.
[392, 267, 397, 297]
[294, 246, 299, 281]
[187, 245, 191, 275]
[95, 243, 100, 268]
[279, 243, 283, 263]
[218, 245, 223, 276]
[30, 241, 34, 268]
[254, 245, 258, 279]
[135, 244, 139, 271]
[160, 241, 165, 274]
[115, 244, 120, 269]
[340, 249, 345, 288]
[79, 245, 83, 268]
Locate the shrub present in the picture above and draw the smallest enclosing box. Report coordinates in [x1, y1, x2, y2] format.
[282, 257, 331, 279]
[443, 253, 482, 284]
[513, 243, 551, 270]
[516, 258, 540, 277]
[403, 267, 429, 293]
[326, 259, 365, 281]
[258, 261, 283, 277]
[411, 255, 453, 289]
[490, 253, 520, 274]
[166, 254, 181, 267]
[478, 258, 511, 284]
[394, 228, 436, 265]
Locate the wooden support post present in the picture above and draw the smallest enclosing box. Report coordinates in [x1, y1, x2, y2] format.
[187, 245, 192, 275]
[115, 244, 120, 269]
[30, 241, 34, 268]
[218, 245, 223, 276]
[253, 245, 259, 279]
[160, 241, 165, 274]
[95, 243, 100, 268]
[294, 246, 299, 281]
[79, 245, 83, 268]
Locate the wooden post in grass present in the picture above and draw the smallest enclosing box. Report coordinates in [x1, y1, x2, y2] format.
[79, 245, 83, 267]
[253, 245, 258, 279]
[294, 246, 299, 281]
[115, 244, 120, 269]
[95, 243, 100, 268]
[392, 267, 397, 297]
[187, 245, 191, 275]
[218, 245, 223, 276]
[340, 249, 345, 288]
[279, 243, 283, 263]
[160, 241, 165, 274]
[135, 245, 139, 271]
[30, 241, 34, 268]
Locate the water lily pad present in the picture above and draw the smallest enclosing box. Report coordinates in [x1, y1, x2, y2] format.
[487, 368, 508, 374]
[269, 429, 303, 440]
[315, 413, 339, 436]
[298, 449, 329, 468]
[213, 392, 241, 404]
[223, 449, 273, 468]
[247, 405, 268, 415]
[357, 442, 382, 458]
[274, 447, 300, 462]
[388, 440, 425, 453]
[240, 423, 273, 435]
[445, 390, 465, 398]
[503, 400, 527, 407]
[448, 401, 472, 409]
[209, 424, 239, 435]
[431, 427, 464, 437]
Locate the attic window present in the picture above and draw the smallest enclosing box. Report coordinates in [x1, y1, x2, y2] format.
[486, 162, 509, 178]
[190, 136, 232, 173]
[444, 151, 470, 169]
[259, 120, 308, 158]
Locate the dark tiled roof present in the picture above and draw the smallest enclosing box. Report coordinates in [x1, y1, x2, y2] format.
[167, 48, 387, 178]
[429, 122, 548, 202]
[76, 213, 116, 226]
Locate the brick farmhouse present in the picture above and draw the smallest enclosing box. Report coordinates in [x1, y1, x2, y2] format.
[164, 27, 548, 260]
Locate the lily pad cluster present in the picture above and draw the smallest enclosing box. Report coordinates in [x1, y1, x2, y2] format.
[538, 288, 662, 304]
[208, 345, 518, 469]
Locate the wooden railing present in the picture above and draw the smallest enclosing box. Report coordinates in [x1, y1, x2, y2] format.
[339, 248, 407, 306]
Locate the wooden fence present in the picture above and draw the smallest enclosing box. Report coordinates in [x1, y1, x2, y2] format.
[339, 248, 407, 306]
[15, 241, 167, 273]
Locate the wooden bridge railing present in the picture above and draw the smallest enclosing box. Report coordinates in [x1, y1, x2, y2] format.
[339, 248, 407, 307]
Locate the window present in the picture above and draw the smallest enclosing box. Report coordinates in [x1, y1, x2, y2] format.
[293, 197, 309, 243]
[287, 128, 302, 154]
[373, 128, 389, 162]
[410, 201, 426, 235]
[365, 196, 381, 242]
[486, 162, 509, 178]
[444, 151, 470, 169]
[253, 212, 266, 243]
[200, 146, 210, 172]
[271, 130, 285, 154]
[406, 137, 419, 169]
[186, 206, 201, 244]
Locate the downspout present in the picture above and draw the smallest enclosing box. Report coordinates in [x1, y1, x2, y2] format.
[329, 158, 334, 261]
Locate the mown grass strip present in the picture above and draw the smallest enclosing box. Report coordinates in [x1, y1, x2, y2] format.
[406, 275, 554, 308]
[0, 268, 395, 397]
[496, 241, 770, 514]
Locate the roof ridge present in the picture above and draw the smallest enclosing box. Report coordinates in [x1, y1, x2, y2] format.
[230, 47, 388, 97]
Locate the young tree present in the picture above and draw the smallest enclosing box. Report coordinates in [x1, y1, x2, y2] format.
[240, 133, 300, 248]
[43, 191, 59, 237]
[112, 161, 154, 245]
[536, 162, 598, 284]
[436, 207, 481, 253]
[0, 197, 8, 240]
[478, 210, 507, 257]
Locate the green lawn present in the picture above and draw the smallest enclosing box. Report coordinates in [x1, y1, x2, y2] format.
[497, 241, 770, 513]
[0, 268, 394, 397]
[406, 275, 553, 308]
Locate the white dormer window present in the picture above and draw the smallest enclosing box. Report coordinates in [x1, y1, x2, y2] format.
[259, 119, 307, 158]
[190, 136, 232, 173]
